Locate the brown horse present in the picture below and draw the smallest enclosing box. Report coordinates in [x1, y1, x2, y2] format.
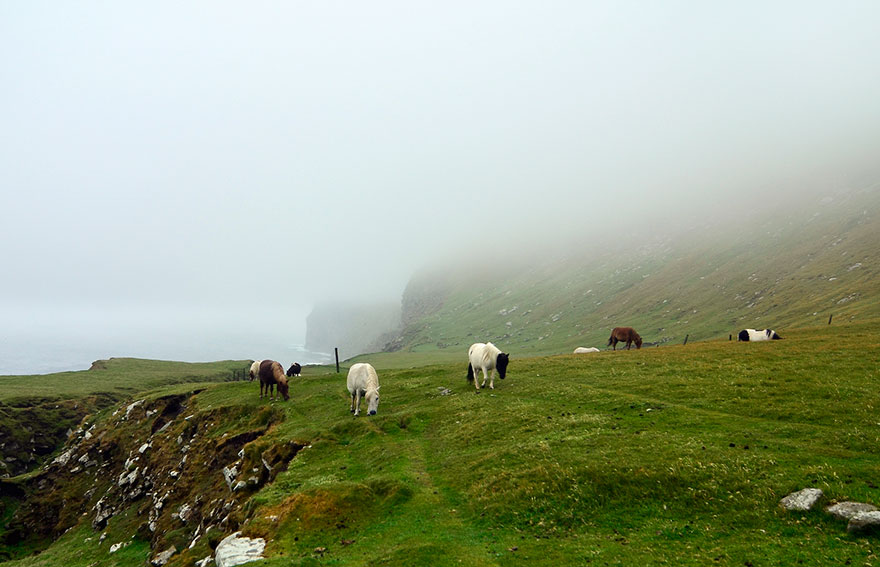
[608, 327, 642, 350]
[258, 360, 290, 401]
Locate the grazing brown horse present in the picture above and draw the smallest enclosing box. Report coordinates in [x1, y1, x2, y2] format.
[258, 360, 290, 401]
[608, 327, 642, 350]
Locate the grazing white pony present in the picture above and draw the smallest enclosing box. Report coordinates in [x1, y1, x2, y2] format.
[248, 360, 263, 381]
[738, 328, 783, 342]
[467, 342, 510, 392]
[573, 347, 600, 354]
[347, 363, 380, 416]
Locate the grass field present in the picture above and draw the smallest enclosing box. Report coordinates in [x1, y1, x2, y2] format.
[3, 320, 879, 566]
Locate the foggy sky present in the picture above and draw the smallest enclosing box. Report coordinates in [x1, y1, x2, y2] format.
[2, 2, 880, 369]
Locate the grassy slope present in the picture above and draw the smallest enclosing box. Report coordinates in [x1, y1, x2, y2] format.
[388, 189, 880, 360]
[4, 320, 880, 566]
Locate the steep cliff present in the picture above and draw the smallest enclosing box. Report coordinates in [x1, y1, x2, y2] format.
[304, 302, 401, 360]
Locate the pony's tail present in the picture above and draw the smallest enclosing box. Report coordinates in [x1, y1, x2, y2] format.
[467, 363, 474, 382]
[607, 334, 613, 346]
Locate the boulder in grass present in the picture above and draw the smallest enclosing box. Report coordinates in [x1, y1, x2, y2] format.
[847, 511, 880, 536]
[827, 501, 878, 521]
[779, 488, 824, 511]
[215, 532, 266, 567]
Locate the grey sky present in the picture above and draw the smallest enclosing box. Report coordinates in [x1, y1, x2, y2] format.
[2, 2, 879, 368]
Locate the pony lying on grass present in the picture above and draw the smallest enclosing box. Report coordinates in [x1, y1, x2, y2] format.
[467, 342, 509, 392]
[608, 327, 642, 350]
[573, 347, 600, 354]
[738, 328, 783, 341]
[258, 360, 290, 401]
[347, 363, 380, 416]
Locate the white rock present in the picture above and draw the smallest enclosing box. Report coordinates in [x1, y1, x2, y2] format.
[827, 501, 878, 521]
[780, 488, 824, 511]
[125, 400, 145, 419]
[151, 545, 177, 566]
[848, 511, 880, 535]
[214, 532, 266, 567]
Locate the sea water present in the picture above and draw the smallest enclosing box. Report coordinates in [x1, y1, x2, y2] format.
[0, 332, 332, 376]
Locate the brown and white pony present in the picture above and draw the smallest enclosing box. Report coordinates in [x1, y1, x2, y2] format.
[248, 360, 262, 381]
[608, 327, 642, 350]
[258, 360, 290, 401]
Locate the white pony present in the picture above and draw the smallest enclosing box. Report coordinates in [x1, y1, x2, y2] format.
[467, 342, 510, 392]
[573, 347, 600, 354]
[738, 328, 783, 342]
[248, 360, 263, 381]
[347, 363, 380, 416]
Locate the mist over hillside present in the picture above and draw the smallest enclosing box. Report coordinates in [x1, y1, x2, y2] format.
[382, 184, 880, 356]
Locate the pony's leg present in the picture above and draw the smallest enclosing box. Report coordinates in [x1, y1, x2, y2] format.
[350, 392, 355, 413]
[354, 391, 361, 416]
[489, 369, 496, 390]
[480, 368, 489, 388]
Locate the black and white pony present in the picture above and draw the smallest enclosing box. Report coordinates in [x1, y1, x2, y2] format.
[286, 362, 301, 377]
[466, 342, 509, 392]
[737, 328, 783, 341]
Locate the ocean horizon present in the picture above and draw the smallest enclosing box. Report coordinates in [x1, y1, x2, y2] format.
[0, 333, 333, 376]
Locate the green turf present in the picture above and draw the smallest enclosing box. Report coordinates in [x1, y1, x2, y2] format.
[5, 321, 878, 566]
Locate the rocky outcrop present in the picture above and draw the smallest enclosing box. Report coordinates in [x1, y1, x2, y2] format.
[1, 390, 305, 562]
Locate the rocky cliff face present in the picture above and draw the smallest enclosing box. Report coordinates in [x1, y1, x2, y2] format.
[305, 302, 401, 359]
[0, 388, 304, 566]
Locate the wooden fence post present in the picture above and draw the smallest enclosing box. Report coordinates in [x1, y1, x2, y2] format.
[335, 348, 340, 373]
[828, 314, 833, 325]
[683, 334, 689, 345]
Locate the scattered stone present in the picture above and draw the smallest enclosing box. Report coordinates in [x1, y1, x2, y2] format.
[125, 400, 145, 419]
[109, 542, 126, 553]
[848, 511, 880, 535]
[214, 532, 266, 567]
[780, 488, 824, 511]
[222, 466, 239, 490]
[827, 501, 878, 521]
[151, 545, 177, 566]
[53, 449, 74, 466]
[196, 557, 214, 567]
[178, 503, 192, 524]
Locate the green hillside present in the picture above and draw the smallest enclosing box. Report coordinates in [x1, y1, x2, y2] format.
[388, 187, 880, 357]
[2, 321, 879, 566]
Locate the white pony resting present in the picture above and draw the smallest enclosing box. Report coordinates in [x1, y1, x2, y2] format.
[467, 342, 510, 392]
[573, 347, 600, 354]
[347, 363, 380, 416]
[248, 360, 262, 381]
[738, 328, 783, 342]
